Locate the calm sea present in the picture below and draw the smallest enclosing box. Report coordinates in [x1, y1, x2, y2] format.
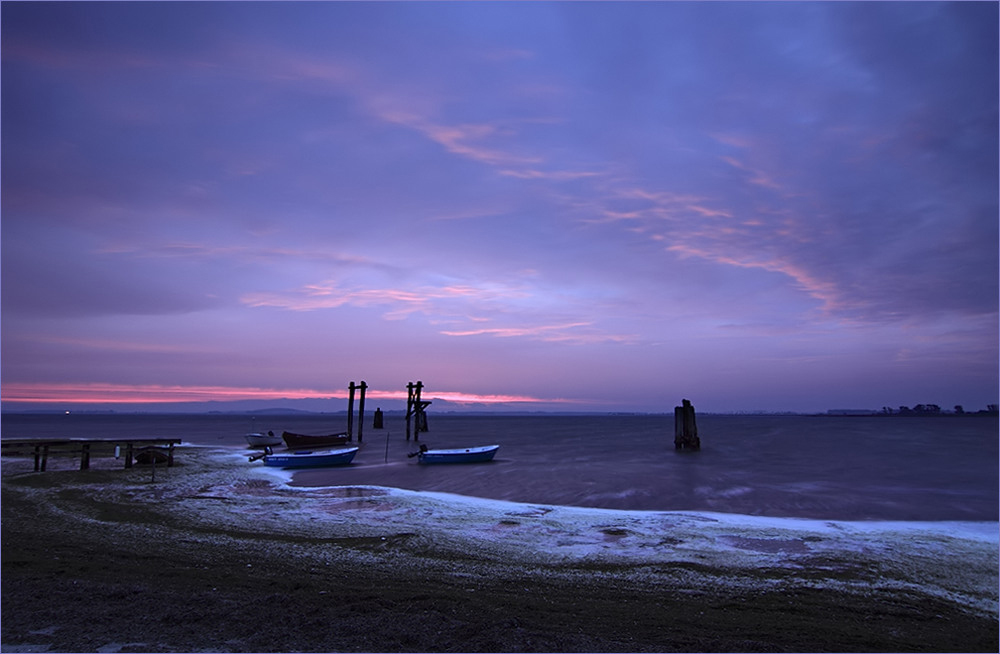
[2, 412, 996, 521]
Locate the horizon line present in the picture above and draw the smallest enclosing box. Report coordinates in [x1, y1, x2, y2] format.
[0, 382, 584, 407]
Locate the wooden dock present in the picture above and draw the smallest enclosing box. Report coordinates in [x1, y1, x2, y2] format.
[1, 438, 182, 472]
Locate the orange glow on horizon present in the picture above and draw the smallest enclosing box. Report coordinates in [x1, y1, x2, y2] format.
[1, 382, 572, 406]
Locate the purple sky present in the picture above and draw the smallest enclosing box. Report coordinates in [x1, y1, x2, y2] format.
[2, 2, 997, 413]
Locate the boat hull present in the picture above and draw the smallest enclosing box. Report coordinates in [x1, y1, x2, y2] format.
[417, 444, 499, 464]
[263, 447, 359, 468]
[281, 431, 350, 449]
[134, 447, 171, 465]
[245, 432, 282, 447]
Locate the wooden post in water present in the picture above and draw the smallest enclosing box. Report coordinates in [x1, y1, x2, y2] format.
[416, 400, 430, 434]
[674, 399, 701, 451]
[405, 381, 432, 441]
[80, 443, 91, 470]
[347, 381, 356, 441]
[357, 381, 367, 443]
[405, 383, 413, 441]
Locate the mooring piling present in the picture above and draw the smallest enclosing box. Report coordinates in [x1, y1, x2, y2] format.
[674, 399, 701, 451]
[405, 381, 432, 441]
[357, 381, 367, 443]
[346, 381, 368, 442]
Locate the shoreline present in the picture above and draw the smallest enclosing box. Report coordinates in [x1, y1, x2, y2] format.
[2, 446, 997, 652]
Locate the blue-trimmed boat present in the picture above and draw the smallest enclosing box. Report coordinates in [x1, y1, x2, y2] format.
[412, 444, 500, 464]
[261, 446, 359, 468]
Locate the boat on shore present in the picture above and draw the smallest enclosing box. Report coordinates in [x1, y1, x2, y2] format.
[261, 446, 359, 468]
[281, 430, 350, 449]
[134, 446, 172, 465]
[245, 431, 282, 447]
[411, 444, 500, 464]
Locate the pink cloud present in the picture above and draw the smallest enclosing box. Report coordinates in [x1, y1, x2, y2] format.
[666, 242, 842, 313]
[499, 168, 603, 181]
[720, 155, 783, 190]
[0, 382, 572, 406]
[440, 321, 636, 345]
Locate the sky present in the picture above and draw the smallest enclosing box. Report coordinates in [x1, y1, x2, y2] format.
[1, 1, 997, 414]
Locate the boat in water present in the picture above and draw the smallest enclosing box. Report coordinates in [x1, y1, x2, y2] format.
[411, 444, 500, 464]
[245, 431, 282, 447]
[281, 430, 350, 449]
[260, 446, 359, 468]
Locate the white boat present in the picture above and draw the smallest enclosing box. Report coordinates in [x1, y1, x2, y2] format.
[260, 446, 359, 468]
[410, 444, 500, 464]
[245, 431, 282, 447]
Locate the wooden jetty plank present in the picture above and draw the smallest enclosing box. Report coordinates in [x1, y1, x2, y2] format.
[2, 437, 182, 472]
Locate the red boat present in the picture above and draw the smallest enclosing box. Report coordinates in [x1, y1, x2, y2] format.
[281, 430, 350, 449]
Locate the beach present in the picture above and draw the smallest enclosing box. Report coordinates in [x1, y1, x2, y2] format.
[2, 445, 997, 653]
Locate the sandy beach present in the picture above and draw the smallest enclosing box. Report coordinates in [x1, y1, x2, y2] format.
[2, 446, 997, 653]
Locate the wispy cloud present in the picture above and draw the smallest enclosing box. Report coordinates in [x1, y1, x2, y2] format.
[439, 320, 634, 345]
[241, 275, 638, 345]
[241, 278, 529, 316]
[665, 242, 842, 313]
[499, 168, 603, 181]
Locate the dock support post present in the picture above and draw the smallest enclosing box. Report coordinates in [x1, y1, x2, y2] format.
[405, 382, 414, 441]
[406, 381, 430, 441]
[41, 445, 49, 472]
[167, 443, 175, 467]
[33, 445, 41, 472]
[357, 381, 367, 443]
[414, 380, 422, 442]
[80, 443, 91, 470]
[347, 382, 356, 441]
[125, 443, 134, 468]
[674, 399, 701, 451]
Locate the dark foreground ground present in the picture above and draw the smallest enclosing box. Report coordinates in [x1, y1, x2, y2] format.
[2, 455, 997, 653]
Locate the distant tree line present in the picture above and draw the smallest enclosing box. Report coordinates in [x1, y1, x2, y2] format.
[880, 404, 999, 416]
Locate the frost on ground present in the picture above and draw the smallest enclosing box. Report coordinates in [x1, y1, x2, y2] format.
[5, 445, 997, 620]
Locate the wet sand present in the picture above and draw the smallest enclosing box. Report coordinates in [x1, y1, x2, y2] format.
[2, 447, 997, 653]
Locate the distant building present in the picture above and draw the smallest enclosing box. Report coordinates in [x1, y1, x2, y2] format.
[826, 409, 876, 416]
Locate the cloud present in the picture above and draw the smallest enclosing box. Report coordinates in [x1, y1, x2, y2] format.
[439, 321, 634, 345]
[0, 381, 576, 407]
[240, 272, 640, 345]
[1, 1, 996, 412]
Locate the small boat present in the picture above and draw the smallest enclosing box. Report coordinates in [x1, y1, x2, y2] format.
[281, 430, 350, 449]
[134, 446, 171, 465]
[261, 446, 359, 469]
[245, 431, 282, 447]
[411, 444, 499, 464]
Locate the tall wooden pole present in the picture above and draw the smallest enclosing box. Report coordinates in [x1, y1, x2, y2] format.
[357, 381, 367, 443]
[414, 381, 425, 441]
[405, 382, 414, 441]
[347, 381, 356, 441]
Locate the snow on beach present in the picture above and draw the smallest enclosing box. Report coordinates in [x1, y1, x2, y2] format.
[4, 445, 997, 618]
[203, 448, 999, 617]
